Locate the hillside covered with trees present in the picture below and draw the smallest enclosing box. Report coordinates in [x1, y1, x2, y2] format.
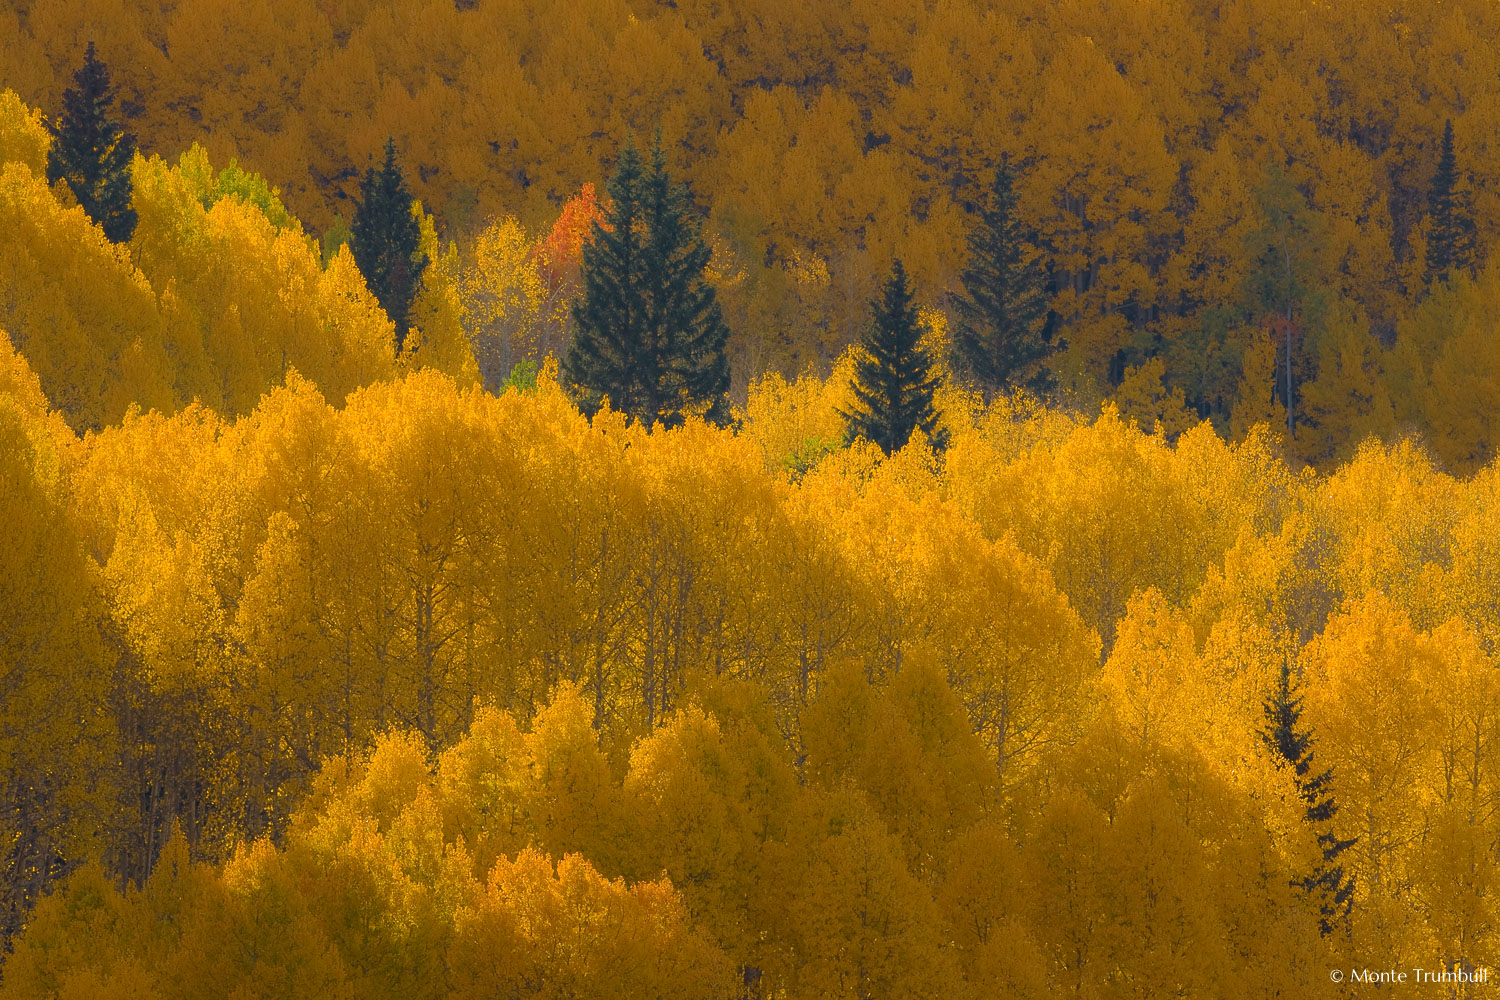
[4, 1, 1500, 996]
[6, 0, 1500, 465]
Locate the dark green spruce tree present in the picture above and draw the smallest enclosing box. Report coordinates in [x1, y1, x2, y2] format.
[841, 259, 948, 455]
[46, 42, 138, 243]
[950, 161, 1052, 396]
[1424, 118, 1478, 286]
[351, 138, 427, 354]
[564, 139, 730, 427]
[1260, 659, 1357, 936]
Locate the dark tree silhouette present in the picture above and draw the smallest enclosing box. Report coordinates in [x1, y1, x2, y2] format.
[841, 259, 947, 455]
[46, 42, 138, 242]
[564, 139, 730, 427]
[351, 138, 427, 353]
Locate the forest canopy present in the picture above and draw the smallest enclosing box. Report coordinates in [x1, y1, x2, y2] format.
[4, 0, 1500, 463]
[3, 1, 1500, 996]
[9, 337, 1500, 997]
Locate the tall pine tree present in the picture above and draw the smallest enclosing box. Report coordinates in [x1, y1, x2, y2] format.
[1260, 659, 1356, 936]
[950, 161, 1052, 396]
[1424, 119, 1478, 286]
[564, 139, 730, 427]
[351, 138, 426, 354]
[46, 42, 138, 243]
[841, 259, 948, 455]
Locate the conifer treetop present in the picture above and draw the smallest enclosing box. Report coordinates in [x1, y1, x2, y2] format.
[46, 41, 138, 243]
[950, 161, 1052, 396]
[564, 136, 730, 428]
[1260, 658, 1356, 936]
[1425, 118, 1478, 286]
[350, 138, 427, 353]
[841, 259, 948, 455]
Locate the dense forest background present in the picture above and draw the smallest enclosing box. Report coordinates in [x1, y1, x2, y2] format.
[7, 0, 1500, 469]
[5, 1, 1500, 997]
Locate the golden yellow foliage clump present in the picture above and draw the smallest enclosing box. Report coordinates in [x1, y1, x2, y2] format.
[1, 329, 1497, 992]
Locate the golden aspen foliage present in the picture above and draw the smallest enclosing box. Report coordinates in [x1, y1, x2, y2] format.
[521, 683, 624, 867]
[1384, 264, 1500, 474]
[1022, 35, 1176, 393]
[1430, 464, 1500, 646]
[448, 850, 734, 1000]
[740, 350, 858, 477]
[948, 405, 1250, 647]
[5, 0, 170, 126]
[0, 331, 74, 448]
[1413, 619, 1500, 976]
[4, 4, 1500, 443]
[1229, 335, 1286, 442]
[890, 3, 1037, 216]
[6, 0, 1500, 435]
[1112, 360, 1198, 440]
[458, 215, 547, 389]
[0, 161, 172, 429]
[1168, 142, 1259, 308]
[1296, 299, 1395, 467]
[1158, 145, 1263, 419]
[19, 7, 1500, 980]
[0, 90, 49, 176]
[847, 484, 1095, 790]
[5, 348, 1496, 992]
[800, 655, 994, 869]
[0, 106, 412, 430]
[1098, 588, 1201, 752]
[1300, 594, 1447, 965]
[620, 702, 796, 962]
[935, 819, 1050, 1000]
[1317, 438, 1459, 614]
[4, 706, 735, 1000]
[129, 149, 398, 414]
[1303, 597, 1440, 884]
[1035, 664, 1333, 998]
[0, 860, 150, 999]
[159, 0, 330, 172]
[757, 791, 955, 1000]
[0, 387, 114, 945]
[402, 208, 481, 385]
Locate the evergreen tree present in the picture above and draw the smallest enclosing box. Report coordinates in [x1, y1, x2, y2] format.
[950, 161, 1052, 395]
[351, 138, 426, 353]
[1425, 119, 1478, 286]
[45, 42, 138, 243]
[564, 139, 730, 427]
[1260, 659, 1356, 936]
[566, 142, 648, 420]
[841, 259, 948, 455]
